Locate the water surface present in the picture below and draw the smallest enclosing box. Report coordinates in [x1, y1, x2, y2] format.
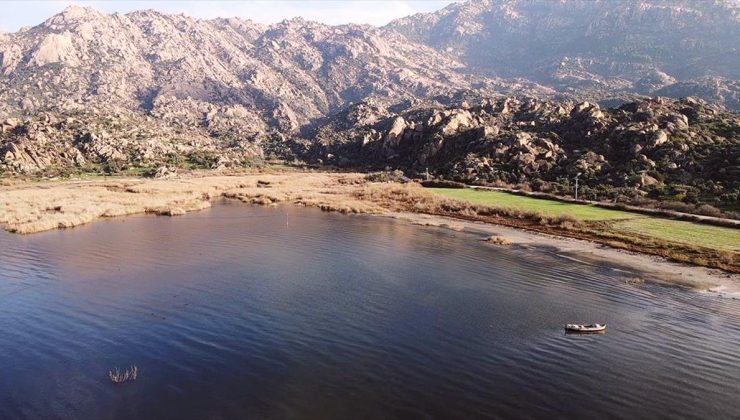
[1, 202, 739, 419]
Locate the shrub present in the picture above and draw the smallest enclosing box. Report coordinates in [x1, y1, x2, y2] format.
[366, 170, 408, 183]
[165, 152, 185, 167]
[420, 179, 466, 188]
[102, 160, 124, 174]
[695, 204, 723, 218]
[187, 150, 221, 168]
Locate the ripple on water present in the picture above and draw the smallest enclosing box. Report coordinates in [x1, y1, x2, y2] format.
[0, 203, 739, 419]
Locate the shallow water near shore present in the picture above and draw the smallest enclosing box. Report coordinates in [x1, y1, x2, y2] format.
[1, 202, 739, 419]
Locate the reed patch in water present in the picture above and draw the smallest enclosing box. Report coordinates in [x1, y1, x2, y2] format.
[109, 365, 138, 384]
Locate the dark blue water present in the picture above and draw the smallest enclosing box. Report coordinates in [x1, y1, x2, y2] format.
[1, 202, 739, 419]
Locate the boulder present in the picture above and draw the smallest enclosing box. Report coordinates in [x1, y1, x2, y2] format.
[29, 32, 80, 66]
[1, 117, 20, 133]
[477, 125, 499, 138]
[574, 151, 605, 173]
[571, 101, 604, 120]
[384, 116, 407, 149]
[534, 137, 557, 151]
[649, 130, 668, 147]
[638, 173, 660, 187]
[440, 110, 474, 136]
[514, 132, 532, 148]
[152, 166, 177, 178]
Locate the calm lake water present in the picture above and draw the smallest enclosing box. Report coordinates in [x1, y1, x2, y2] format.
[1, 202, 739, 419]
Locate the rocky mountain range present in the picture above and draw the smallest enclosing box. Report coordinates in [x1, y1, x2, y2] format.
[0, 1, 738, 211]
[389, 0, 740, 108]
[3, 1, 738, 126]
[0, 5, 480, 134]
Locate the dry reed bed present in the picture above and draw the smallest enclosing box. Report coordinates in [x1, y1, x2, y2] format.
[0, 173, 376, 234]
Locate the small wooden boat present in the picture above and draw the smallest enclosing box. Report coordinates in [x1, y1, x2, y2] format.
[565, 323, 606, 333]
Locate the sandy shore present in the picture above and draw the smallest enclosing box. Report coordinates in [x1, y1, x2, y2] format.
[1, 170, 737, 295]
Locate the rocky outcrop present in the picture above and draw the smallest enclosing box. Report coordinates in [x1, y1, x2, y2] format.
[0, 109, 263, 175]
[304, 96, 739, 208]
[29, 32, 80, 66]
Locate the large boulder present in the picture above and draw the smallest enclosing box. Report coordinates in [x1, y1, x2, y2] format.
[384, 116, 407, 148]
[29, 32, 80, 66]
[440, 110, 475, 136]
[1, 117, 20, 133]
[637, 173, 661, 187]
[571, 101, 604, 120]
[649, 130, 669, 147]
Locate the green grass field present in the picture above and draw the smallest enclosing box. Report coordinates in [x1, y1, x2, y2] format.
[428, 188, 632, 220]
[428, 188, 740, 252]
[613, 218, 740, 252]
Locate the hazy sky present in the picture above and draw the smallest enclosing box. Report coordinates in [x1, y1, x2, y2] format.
[0, 1, 456, 31]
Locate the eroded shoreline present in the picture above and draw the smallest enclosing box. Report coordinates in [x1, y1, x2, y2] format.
[1, 170, 737, 293]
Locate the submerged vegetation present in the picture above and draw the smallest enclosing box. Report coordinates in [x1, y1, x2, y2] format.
[109, 366, 138, 384]
[484, 235, 513, 246]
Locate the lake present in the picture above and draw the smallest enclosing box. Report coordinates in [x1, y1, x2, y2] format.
[1, 202, 739, 419]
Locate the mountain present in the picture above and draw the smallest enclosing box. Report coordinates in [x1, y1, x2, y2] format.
[3, 1, 738, 130]
[0, 5, 496, 133]
[1, 3, 738, 211]
[388, 0, 740, 107]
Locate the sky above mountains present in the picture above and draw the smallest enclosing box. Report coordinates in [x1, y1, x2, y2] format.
[0, 0, 456, 31]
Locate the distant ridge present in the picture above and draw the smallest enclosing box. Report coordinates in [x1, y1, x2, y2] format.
[388, 0, 740, 108]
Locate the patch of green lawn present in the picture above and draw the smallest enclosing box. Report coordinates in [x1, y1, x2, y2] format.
[428, 188, 633, 221]
[429, 187, 740, 252]
[613, 218, 740, 252]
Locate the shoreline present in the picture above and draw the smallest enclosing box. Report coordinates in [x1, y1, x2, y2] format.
[381, 212, 739, 297]
[1, 171, 737, 294]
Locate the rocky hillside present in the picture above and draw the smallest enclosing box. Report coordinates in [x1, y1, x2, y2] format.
[301, 96, 739, 210]
[0, 107, 264, 176]
[0, 5, 504, 133]
[0, 4, 553, 177]
[388, 0, 740, 108]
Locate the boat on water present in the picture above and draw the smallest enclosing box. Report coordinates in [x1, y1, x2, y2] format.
[565, 323, 606, 333]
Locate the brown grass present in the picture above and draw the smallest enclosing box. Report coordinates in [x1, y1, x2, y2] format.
[0, 172, 375, 234]
[354, 183, 583, 228]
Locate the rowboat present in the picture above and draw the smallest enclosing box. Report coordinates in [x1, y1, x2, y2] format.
[565, 323, 606, 333]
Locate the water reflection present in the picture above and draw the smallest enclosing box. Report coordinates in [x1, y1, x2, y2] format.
[0, 202, 739, 419]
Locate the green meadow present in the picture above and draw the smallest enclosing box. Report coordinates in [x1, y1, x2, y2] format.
[429, 188, 740, 252]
